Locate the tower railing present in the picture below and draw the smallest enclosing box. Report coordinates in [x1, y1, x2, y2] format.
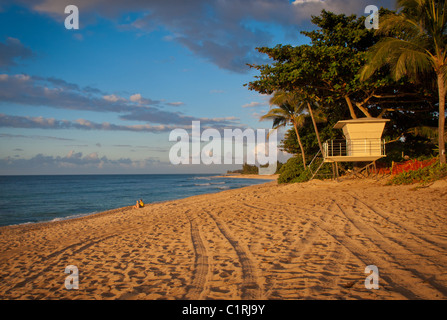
[323, 139, 386, 158]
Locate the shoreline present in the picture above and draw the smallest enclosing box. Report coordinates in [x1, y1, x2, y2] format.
[1, 178, 446, 300]
[0, 175, 274, 229]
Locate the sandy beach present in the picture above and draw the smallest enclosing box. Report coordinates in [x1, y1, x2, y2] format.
[0, 177, 446, 300]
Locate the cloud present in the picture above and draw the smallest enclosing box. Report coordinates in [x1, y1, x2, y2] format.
[118, 109, 240, 127]
[0, 74, 239, 127]
[11, 0, 394, 73]
[103, 94, 125, 102]
[129, 93, 159, 105]
[129, 93, 142, 102]
[242, 101, 263, 108]
[0, 113, 241, 134]
[0, 132, 75, 141]
[0, 37, 34, 68]
[166, 101, 185, 107]
[0, 150, 166, 173]
[0, 113, 172, 132]
[0, 73, 138, 113]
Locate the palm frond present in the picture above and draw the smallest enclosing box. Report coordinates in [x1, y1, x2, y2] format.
[376, 11, 421, 38]
[360, 37, 432, 81]
[392, 45, 434, 79]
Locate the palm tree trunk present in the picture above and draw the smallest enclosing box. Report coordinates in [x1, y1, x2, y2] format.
[307, 102, 324, 155]
[437, 72, 446, 164]
[293, 122, 307, 169]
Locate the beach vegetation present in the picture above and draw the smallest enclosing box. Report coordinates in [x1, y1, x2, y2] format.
[387, 158, 447, 185]
[242, 163, 259, 175]
[277, 156, 304, 183]
[361, 0, 447, 165]
[246, 3, 446, 182]
[278, 156, 332, 184]
[227, 161, 284, 175]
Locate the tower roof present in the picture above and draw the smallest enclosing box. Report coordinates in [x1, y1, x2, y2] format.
[333, 117, 390, 129]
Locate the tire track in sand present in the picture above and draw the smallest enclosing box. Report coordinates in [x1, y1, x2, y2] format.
[2, 209, 164, 297]
[204, 209, 263, 299]
[4, 231, 127, 295]
[335, 195, 447, 298]
[348, 192, 447, 252]
[243, 201, 351, 298]
[183, 209, 209, 299]
[241, 201, 327, 298]
[328, 201, 446, 299]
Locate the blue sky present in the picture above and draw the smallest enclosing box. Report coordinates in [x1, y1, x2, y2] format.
[0, 0, 394, 174]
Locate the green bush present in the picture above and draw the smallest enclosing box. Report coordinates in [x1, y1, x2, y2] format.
[278, 156, 305, 184]
[278, 156, 333, 184]
[241, 163, 259, 174]
[387, 162, 447, 185]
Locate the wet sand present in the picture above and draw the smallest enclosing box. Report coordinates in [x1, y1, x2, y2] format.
[0, 178, 446, 300]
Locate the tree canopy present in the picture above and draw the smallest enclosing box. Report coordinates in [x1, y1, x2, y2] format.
[360, 0, 447, 164]
[246, 8, 442, 166]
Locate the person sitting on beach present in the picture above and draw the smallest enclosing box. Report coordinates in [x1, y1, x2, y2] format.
[133, 200, 141, 209]
[139, 199, 144, 207]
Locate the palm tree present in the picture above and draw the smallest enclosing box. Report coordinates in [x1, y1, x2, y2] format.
[269, 91, 326, 153]
[306, 101, 326, 155]
[260, 101, 308, 168]
[360, 0, 446, 164]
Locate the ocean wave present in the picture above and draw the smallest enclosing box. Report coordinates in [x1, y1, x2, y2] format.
[194, 183, 211, 186]
[7, 211, 95, 227]
[49, 212, 94, 223]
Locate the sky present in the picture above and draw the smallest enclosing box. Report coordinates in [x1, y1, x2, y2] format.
[0, 0, 394, 175]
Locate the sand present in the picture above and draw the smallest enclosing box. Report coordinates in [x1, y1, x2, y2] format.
[0, 177, 446, 300]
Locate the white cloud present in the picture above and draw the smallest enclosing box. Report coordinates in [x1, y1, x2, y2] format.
[242, 101, 262, 108]
[292, 0, 324, 4]
[103, 94, 124, 102]
[130, 93, 142, 102]
[166, 101, 185, 107]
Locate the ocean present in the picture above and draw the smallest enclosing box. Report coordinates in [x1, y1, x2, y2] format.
[0, 174, 272, 227]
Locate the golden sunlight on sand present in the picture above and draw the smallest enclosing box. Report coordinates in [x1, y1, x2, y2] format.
[0, 178, 446, 299]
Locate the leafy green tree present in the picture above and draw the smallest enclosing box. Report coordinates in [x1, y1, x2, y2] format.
[360, 0, 446, 164]
[246, 10, 407, 119]
[247, 9, 436, 123]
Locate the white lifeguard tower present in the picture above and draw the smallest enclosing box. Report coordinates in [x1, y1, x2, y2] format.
[311, 118, 390, 179]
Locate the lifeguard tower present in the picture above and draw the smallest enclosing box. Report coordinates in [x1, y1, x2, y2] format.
[311, 118, 390, 179]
